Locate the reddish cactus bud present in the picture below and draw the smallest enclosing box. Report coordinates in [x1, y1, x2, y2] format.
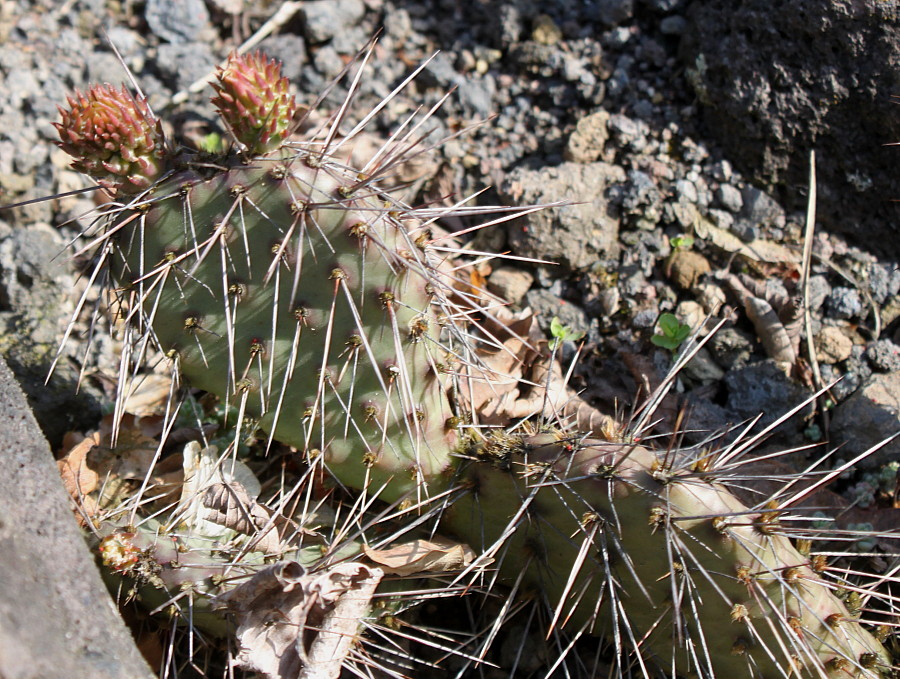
[55, 85, 167, 193]
[211, 51, 297, 155]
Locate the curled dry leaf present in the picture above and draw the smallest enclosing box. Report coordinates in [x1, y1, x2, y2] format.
[216, 561, 383, 679]
[200, 482, 320, 555]
[722, 273, 797, 371]
[362, 537, 477, 576]
[177, 441, 260, 537]
[57, 432, 100, 523]
[57, 410, 183, 518]
[462, 307, 615, 434]
[696, 219, 799, 265]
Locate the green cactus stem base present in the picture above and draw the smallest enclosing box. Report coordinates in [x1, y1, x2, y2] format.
[445, 431, 891, 678]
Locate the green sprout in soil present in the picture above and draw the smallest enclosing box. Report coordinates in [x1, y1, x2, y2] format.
[651, 312, 691, 351]
[549, 316, 585, 350]
[670, 234, 695, 250]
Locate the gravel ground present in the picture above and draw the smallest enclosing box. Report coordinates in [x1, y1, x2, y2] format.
[2, 0, 900, 675]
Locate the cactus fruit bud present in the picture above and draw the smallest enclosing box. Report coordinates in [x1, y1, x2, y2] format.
[54, 85, 166, 193]
[211, 51, 298, 155]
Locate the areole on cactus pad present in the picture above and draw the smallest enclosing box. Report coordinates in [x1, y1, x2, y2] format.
[55, 50, 895, 678]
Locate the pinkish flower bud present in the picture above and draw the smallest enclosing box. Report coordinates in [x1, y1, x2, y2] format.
[211, 51, 298, 156]
[55, 85, 167, 193]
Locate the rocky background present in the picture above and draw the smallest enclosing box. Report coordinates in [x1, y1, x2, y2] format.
[2, 0, 900, 585]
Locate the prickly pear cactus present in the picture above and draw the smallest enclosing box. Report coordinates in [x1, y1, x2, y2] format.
[450, 431, 891, 677]
[55, 51, 894, 678]
[63, 53, 459, 502]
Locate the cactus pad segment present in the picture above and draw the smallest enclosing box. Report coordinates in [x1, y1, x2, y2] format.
[110, 155, 457, 501]
[446, 432, 891, 678]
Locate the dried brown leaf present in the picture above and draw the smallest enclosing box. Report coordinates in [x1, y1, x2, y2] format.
[697, 220, 800, 265]
[723, 273, 796, 370]
[460, 307, 615, 434]
[362, 537, 476, 576]
[216, 561, 383, 679]
[57, 432, 100, 522]
[200, 482, 319, 554]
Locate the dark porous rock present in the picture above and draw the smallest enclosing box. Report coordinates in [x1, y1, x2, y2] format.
[501, 161, 625, 271]
[592, 0, 635, 27]
[258, 34, 307, 82]
[866, 339, 900, 373]
[713, 183, 743, 213]
[708, 326, 754, 371]
[867, 262, 900, 305]
[681, 392, 733, 442]
[681, 0, 900, 256]
[724, 359, 812, 429]
[301, 0, 366, 44]
[825, 286, 863, 321]
[155, 42, 217, 91]
[739, 185, 784, 227]
[618, 168, 664, 229]
[831, 371, 900, 469]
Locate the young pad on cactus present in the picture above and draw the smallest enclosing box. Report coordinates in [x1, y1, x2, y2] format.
[54, 49, 898, 678]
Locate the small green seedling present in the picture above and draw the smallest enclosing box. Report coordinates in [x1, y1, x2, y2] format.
[670, 234, 694, 250]
[198, 131, 225, 153]
[650, 313, 691, 351]
[549, 316, 585, 350]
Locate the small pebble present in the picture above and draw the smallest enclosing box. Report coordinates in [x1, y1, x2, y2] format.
[145, 0, 209, 43]
[740, 186, 784, 226]
[487, 267, 534, 305]
[660, 15, 688, 35]
[714, 183, 743, 213]
[825, 286, 863, 320]
[815, 326, 853, 364]
[665, 249, 710, 290]
[866, 339, 900, 372]
[302, 0, 366, 44]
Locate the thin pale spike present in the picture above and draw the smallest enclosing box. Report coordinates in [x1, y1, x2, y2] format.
[265, 260, 281, 399]
[69, 207, 143, 261]
[47, 239, 112, 381]
[719, 383, 838, 466]
[779, 435, 900, 510]
[219, 239, 239, 396]
[329, 51, 440, 157]
[264, 318, 304, 453]
[548, 519, 601, 634]
[318, 43, 377, 156]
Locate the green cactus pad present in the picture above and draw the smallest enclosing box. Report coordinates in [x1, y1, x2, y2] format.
[109, 153, 457, 502]
[445, 431, 891, 678]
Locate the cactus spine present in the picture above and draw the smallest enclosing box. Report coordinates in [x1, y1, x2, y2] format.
[57, 52, 893, 677]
